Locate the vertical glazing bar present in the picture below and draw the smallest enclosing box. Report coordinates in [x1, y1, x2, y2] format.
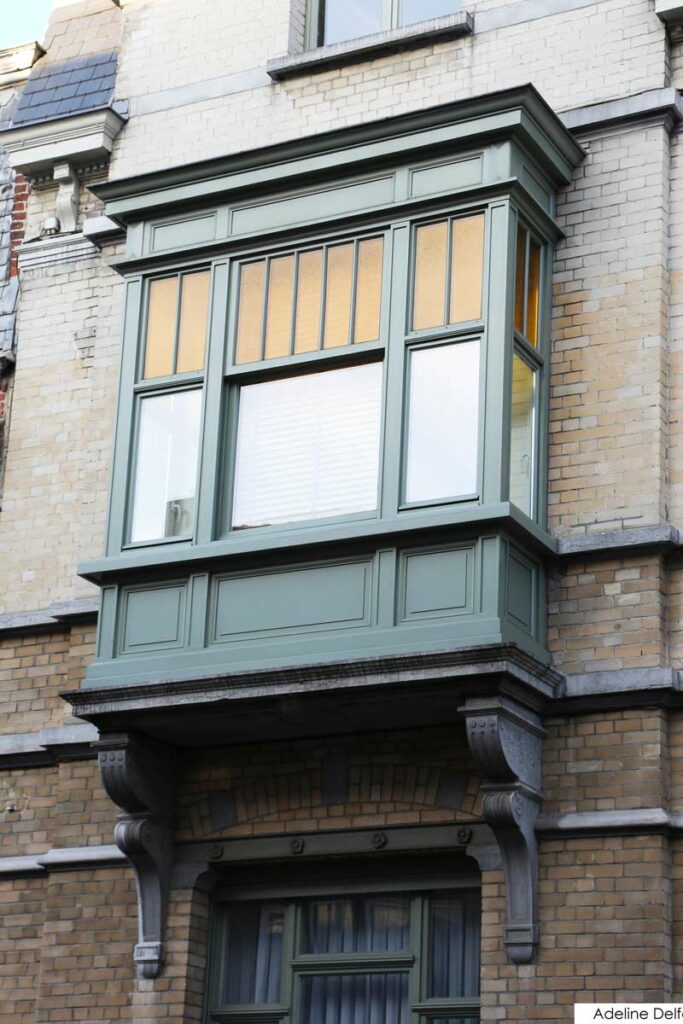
[260, 259, 271, 361]
[348, 239, 359, 346]
[170, 272, 183, 375]
[319, 245, 329, 351]
[289, 250, 300, 356]
[380, 221, 410, 517]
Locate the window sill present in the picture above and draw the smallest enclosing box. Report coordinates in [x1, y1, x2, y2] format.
[79, 501, 555, 583]
[266, 12, 473, 82]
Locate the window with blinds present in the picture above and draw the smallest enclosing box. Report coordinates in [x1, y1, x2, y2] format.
[208, 887, 481, 1023]
[231, 361, 383, 529]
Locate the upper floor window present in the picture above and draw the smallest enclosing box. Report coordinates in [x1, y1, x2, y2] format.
[130, 270, 210, 544]
[206, 885, 481, 1023]
[312, 0, 462, 47]
[122, 204, 546, 549]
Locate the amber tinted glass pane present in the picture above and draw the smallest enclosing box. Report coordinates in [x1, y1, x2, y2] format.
[413, 221, 448, 330]
[176, 271, 210, 374]
[144, 277, 178, 379]
[236, 261, 266, 364]
[354, 237, 383, 344]
[514, 226, 527, 336]
[265, 255, 295, 360]
[526, 238, 541, 346]
[295, 249, 324, 354]
[450, 214, 484, 322]
[323, 243, 354, 349]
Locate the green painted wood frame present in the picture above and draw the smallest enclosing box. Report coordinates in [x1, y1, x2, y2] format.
[83, 87, 583, 686]
[205, 875, 481, 1024]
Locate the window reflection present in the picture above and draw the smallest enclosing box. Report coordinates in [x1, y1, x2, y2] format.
[400, 0, 461, 26]
[130, 389, 202, 543]
[405, 341, 480, 503]
[323, 0, 383, 44]
[509, 354, 535, 515]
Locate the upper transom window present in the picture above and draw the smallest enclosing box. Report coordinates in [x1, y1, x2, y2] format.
[313, 0, 463, 47]
[234, 237, 384, 365]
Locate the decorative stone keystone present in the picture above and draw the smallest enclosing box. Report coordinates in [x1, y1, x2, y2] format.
[459, 696, 545, 963]
[96, 733, 176, 980]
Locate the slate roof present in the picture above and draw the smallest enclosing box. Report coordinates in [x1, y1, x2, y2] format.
[11, 51, 117, 127]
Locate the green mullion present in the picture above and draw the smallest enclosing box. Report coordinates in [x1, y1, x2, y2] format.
[260, 259, 271, 361]
[292, 954, 414, 974]
[349, 239, 360, 345]
[131, 369, 204, 394]
[107, 275, 142, 555]
[537, 240, 552, 531]
[513, 331, 543, 371]
[408, 893, 424, 1024]
[379, 221, 410, 517]
[289, 251, 300, 357]
[170, 272, 183, 374]
[224, 340, 385, 381]
[444, 216, 454, 327]
[319, 245, 329, 351]
[197, 259, 231, 544]
[387, 0, 398, 30]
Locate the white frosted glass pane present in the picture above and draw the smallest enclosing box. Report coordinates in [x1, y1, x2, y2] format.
[324, 0, 383, 43]
[131, 390, 202, 542]
[400, 0, 461, 25]
[405, 341, 479, 503]
[232, 362, 382, 529]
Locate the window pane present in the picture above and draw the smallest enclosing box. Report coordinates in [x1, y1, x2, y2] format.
[400, 0, 461, 25]
[232, 362, 382, 529]
[323, 0, 383, 44]
[236, 261, 266, 364]
[176, 271, 210, 374]
[130, 389, 202, 543]
[143, 277, 177, 379]
[509, 354, 535, 516]
[514, 226, 526, 336]
[427, 892, 481, 998]
[413, 221, 448, 330]
[323, 243, 354, 348]
[300, 973, 408, 1024]
[295, 248, 324, 353]
[429, 1019, 479, 1024]
[265, 255, 295, 360]
[526, 238, 541, 346]
[450, 214, 484, 323]
[221, 902, 285, 1005]
[405, 341, 479, 503]
[354, 237, 383, 344]
[302, 895, 411, 953]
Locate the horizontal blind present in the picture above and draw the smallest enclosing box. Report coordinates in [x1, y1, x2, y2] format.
[232, 362, 382, 529]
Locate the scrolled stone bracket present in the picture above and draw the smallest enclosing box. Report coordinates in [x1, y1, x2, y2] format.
[459, 697, 545, 964]
[95, 733, 176, 980]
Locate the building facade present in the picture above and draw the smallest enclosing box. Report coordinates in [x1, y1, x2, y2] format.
[1, 0, 683, 1020]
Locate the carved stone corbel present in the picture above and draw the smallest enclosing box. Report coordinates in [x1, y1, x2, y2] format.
[459, 697, 545, 963]
[96, 733, 176, 980]
[53, 161, 80, 233]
